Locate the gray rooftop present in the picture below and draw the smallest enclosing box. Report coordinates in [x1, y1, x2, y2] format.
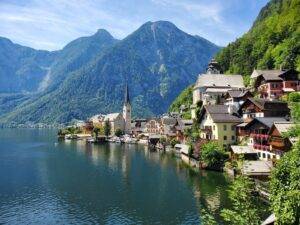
[194, 74, 244, 89]
[203, 105, 242, 123]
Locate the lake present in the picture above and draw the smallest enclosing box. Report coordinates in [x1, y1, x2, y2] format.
[0, 129, 232, 224]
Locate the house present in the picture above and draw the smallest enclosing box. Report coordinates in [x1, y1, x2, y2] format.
[198, 105, 242, 148]
[230, 145, 258, 160]
[268, 122, 295, 156]
[131, 119, 147, 136]
[191, 59, 244, 119]
[238, 98, 290, 121]
[224, 90, 253, 109]
[251, 69, 300, 99]
[245, 117, 288, 160]
[161, 116, 178, 138]
[175, 119, 193, 142]
[144, 119, 163, 134]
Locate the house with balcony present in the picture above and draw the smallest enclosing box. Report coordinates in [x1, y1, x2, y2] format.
[251, 69, 299, 99]
[198, 105, 242, 148]
[244, 117, 288, 160]
[268, 121, 296, 157]
[238, 98, 290, 121]
[191, 59, 244, 119]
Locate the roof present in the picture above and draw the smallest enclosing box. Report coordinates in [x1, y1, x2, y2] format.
[242, 160, 273, 176]
[161, 117, 177, 125]
[237, 122, 249, 127]
[227, 90, 251, 98]
[104, 113, 122, 121]
[175, 144, 189, 155]
[242, 98, 289, 111]
[194, 74, 244, 89]
[203, 105, 242, 123]
[251, 69, 285, 79]
[262, 214, 276, 225]
[254, 117, 287, 129]
[231, 145, 255, 154]
[273, 121, 294, 134]
[206, 88, 232, 93]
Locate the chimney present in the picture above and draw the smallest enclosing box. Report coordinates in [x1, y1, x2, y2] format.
[228, 105, 236, 115]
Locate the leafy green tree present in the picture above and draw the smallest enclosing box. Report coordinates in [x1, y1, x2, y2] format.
[270, 131, 300, 225]
[221, 176, 262, 225]
[115, 128, 123, 137]
[104, 120, 111, 137]
[200, 142, 227, 168]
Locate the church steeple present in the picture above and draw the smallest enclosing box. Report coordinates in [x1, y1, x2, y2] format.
[123, 83, 131, 134]
[124, 84, 130, 104]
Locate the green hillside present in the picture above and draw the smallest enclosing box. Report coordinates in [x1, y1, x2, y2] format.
[215, 0, 300, 77]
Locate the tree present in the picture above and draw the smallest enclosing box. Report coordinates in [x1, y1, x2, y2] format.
[104, 120, 111, 137]
[200, 142, 227, 168]
[115, 128, 123, 137]
[188, 143, 194, 158]
[270, 133, 300, 225]
[93, 127, 100, 138]
[221, 176, 262, 225]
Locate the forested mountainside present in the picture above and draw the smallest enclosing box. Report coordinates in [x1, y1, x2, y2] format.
[0, 21, 220, 125]
[0, 37, 57, 93]
[169, 0, 300, 113]
[215, 0, 300, 77]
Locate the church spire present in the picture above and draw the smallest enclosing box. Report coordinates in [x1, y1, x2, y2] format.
[124, 84, 130, 104]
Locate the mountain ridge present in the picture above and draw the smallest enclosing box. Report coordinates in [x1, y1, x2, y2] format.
[0, 21, 220, 125]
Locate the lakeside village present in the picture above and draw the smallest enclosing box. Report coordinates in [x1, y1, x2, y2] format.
[58, 59, 299, 197]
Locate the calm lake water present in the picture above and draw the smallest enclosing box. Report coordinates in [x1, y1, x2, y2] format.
[0, 129, 233, 224]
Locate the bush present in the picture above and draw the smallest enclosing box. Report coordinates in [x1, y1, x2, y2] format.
[288, 92, 300, 103]
[115, 128, 123, 137]
[200, 142, 227, 168]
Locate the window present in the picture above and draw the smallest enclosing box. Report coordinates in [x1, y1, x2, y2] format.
[223, 125, 227, 131]
[258, 152, 261, 157]
[223, 136, 227, 141]
[262, 153, 266, 158]
[231, 136, 235, 141]
[213, 125, 215, 130]
[231, 125, 235, 131]
[273, 155, 276, 159]
[267, 154, 271, 160]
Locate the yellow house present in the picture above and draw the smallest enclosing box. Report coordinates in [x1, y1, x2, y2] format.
[198, 105, 242, 148]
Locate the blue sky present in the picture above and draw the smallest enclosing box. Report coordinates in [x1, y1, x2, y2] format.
[0, 0, 269, 50]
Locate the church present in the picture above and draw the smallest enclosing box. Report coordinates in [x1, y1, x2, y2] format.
[88, 84, 132, 135]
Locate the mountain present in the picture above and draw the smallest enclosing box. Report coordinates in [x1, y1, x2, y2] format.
[0, 37, 57, 93]
[215, 0, 300, 78]
[0, 21, 220, 125]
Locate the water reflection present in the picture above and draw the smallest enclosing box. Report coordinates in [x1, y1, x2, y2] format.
[0, 129, 232, 224]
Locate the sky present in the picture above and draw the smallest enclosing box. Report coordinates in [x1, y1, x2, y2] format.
[0, 0, 269, 51]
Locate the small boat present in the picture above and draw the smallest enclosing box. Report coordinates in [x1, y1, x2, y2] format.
[86, 138, 95, 143]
